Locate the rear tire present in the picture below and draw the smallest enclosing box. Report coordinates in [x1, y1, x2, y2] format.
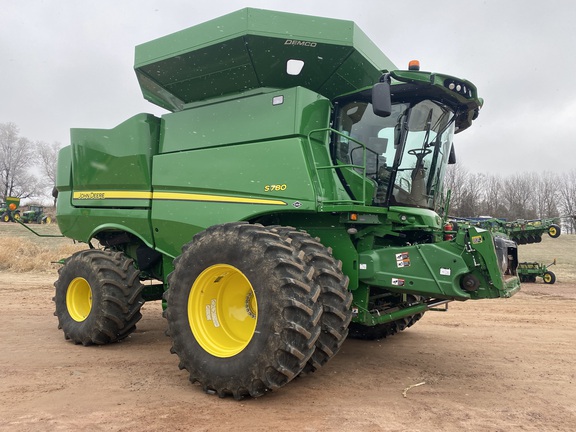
[268, 226, 352, 372]
[164, 222, 322, 399]
[53, 249, 144, 345]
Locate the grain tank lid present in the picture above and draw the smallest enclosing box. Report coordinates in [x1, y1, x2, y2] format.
[134, 8, 396, 111]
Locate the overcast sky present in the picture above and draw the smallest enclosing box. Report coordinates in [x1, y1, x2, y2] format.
[2, 0, 575, 175]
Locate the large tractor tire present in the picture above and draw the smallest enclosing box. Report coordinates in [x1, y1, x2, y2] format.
[1, 213, 9, 223]
[269, 226, 352, 373]
[164, 222, 322, 399]
[54, 249, 144, 345]
[348, 295, 425, 341]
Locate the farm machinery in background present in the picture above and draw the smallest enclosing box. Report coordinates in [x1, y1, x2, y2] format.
[1, 197, 21, 222]
[1, 199, 53, 224]
[450, 216, 561, 244]
[20, 205, 52, 224]
[517, 260, 557, 284]
[51, 8, 524, 399]
[451, 216, 561, 284]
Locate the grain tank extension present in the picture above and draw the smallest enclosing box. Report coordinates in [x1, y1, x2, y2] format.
[54, 8, 521, 399]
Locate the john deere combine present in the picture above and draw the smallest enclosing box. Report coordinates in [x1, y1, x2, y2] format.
[53, 8, 521, 398]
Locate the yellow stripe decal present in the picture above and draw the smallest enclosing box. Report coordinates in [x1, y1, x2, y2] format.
[73, 191, 152, 200]
[153, 192, 286, 206]
[73, 191, 286, 206]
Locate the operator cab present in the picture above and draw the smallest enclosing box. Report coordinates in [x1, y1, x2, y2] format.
[332, 91, 455, 210]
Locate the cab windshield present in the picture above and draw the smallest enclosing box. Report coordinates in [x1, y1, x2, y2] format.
[333, 98, 455, 209]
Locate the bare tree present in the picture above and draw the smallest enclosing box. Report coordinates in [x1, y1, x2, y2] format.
[458, 172, 486, 217]
[443, 164, 469, 216]
[558, 170, 576, 233]
[534, 172, 560, 219]
[444, 166, 570, 227]
[37, 141, 62, 203]
[501, 173, 537, 220]
[480, 174, 508, 218]
[0, 122, 41, 200]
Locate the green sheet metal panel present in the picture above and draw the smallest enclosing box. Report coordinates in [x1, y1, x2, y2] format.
[134, 8, 396, 111]
[158, 87, 329, 153]
[70, 113, 160, 208]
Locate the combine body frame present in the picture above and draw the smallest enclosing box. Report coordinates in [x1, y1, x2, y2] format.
[53, 8, 522, 398]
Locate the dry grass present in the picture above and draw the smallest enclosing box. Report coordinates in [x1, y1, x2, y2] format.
[0, 223, 86, 273]
[0, 237, 86, 273]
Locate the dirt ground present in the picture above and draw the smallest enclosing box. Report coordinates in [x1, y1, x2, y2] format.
[1, 271, 575, 432]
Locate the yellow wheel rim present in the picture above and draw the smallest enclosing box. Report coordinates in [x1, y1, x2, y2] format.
[188, 264, 258, 358]
[549, 227, 557, 237]
[543, 274, 552, 283]
[14, 213, 20, 220]
[44, 217, 52, 224]
[66, 277, 93, 322]
[2, 215, 8, 222]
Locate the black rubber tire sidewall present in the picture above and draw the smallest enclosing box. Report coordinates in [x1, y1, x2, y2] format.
[543, 271, 556, 284]
[54, 249, 144, 345]
[165, 223, 322, 398]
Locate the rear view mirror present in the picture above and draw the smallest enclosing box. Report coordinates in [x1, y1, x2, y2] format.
[372, 82, 392, 117]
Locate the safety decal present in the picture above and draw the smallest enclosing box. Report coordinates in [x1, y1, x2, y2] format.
[440, 268, 451, 276]
[396, 252, 410, 268]
[391, 278, 405, 287]
[471, 235, 483, 244]
[205, 299, 220, 328]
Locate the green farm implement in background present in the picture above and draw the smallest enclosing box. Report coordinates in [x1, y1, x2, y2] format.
[1, 197, 21, 222]
[517, 260, 557, 284]
[452, 217, 561, 244]
[52, 8, 523, 399]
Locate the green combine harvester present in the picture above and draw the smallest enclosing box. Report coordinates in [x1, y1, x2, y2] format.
[53, 8, 522, 399]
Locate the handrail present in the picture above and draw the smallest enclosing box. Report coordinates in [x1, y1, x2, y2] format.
[306, 128, 370, 206]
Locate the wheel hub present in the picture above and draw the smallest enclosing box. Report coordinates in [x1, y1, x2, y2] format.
[188, 264, 258, 358]
[66, 277, 93, 322]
